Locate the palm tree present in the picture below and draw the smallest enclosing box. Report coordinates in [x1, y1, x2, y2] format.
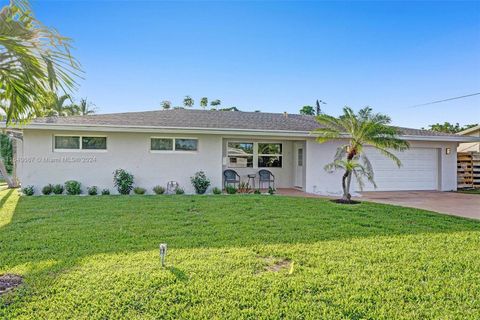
[200, 97, 208, 109]
[313, 107, 409, 202]
[210, 99, 221, 109]
[74, 98, 96, 115]
[183, 95, 194, 108]
[161, 100, 171, 110]
[41, 93, 73, 117]
[0, 0, 81, 187]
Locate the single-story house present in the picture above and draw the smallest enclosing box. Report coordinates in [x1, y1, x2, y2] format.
[3, 109, 479, 195]
[457, 125, 480, 152]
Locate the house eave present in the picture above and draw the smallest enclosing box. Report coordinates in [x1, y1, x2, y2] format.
[3, 123, 479, 142]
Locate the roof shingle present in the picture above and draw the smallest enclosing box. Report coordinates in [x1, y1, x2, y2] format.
[29, 109, 456, 137]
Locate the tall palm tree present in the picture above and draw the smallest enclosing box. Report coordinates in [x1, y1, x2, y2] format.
[210, 99, 221, 109]
[313, 107, 409, 202]
[42, 93, 73, 117]
[74, 98, 96, 115]
[183, 95, 194, 108]
[0, 0, 81, 187]
[200, 97, 208, 109]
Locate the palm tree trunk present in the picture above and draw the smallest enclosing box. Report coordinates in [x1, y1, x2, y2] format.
[0, 159, 16, 188]
[341, 169, 353, 201]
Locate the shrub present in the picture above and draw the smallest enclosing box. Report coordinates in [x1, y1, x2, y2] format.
[175, 187, 185, 195]
[42, 184, 53, 195]
[113, 169, 134, 195]
[22, 185, 34, 196]
[101, 188, 110, 195]
[52, 184, 64, 195]
[225, 185, 237, 194]
[133, 187, 146, 195]
[153, 185, 165, 195]
[190, 171, 211, 194]
[65, 180, 81, 195]
[87, 186, 98, 196]
[212, 187, 222, 195]
[254, 189, 261, 195]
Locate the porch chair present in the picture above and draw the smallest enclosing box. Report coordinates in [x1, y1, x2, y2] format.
[223, 169, 241, 189]
[258, 169, 275, 190]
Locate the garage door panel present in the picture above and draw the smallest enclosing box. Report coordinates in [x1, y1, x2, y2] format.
[362, 147, 438, 191]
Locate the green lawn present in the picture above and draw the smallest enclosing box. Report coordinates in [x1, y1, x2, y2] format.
[458, 189, 480, 195]
[1, 190, 480, 319]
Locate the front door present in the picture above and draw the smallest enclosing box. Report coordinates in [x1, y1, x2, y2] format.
[294, 143, 304, 188]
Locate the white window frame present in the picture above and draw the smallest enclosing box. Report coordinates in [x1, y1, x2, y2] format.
[227, 141, 254, 168]
[150, 137, 199, 153]
[257, 142, 283, 168]
[53, 134, 108, 152]
[226, 141, 283, 169]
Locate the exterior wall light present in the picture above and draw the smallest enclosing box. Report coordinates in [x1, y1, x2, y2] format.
[446, 148, 451, 155]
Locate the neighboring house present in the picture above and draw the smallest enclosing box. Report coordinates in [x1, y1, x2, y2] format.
[457, 125, 480, 152]
[2, 109, 479, 195]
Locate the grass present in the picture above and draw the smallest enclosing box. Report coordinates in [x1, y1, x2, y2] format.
[1, 190, 480, 319]
[457, 189, 480, 195]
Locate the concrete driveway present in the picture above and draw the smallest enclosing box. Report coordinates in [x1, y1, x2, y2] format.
[359, 191, 480, 220]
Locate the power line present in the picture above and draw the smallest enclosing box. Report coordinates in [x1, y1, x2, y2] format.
[408, 92, 480, 108]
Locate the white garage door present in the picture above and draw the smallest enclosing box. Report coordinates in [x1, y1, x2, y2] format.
[362, 147, 439, 191]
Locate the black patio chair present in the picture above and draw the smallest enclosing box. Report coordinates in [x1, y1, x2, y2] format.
[258, 169, 275, 189]
[223, 169, 241, 188]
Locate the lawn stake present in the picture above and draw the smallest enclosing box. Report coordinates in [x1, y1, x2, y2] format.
[159, 243, 167, 267]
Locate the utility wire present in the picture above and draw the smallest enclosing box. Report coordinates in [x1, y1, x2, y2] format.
[408, 92, 480, 108]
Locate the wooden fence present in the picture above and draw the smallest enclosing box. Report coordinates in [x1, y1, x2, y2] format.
[458, 152, 480, 189]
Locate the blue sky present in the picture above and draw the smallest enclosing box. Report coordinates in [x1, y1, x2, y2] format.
[32, 1, 480, 128]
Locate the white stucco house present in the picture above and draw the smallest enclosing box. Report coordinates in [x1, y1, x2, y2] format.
[3, 109, 479, 195]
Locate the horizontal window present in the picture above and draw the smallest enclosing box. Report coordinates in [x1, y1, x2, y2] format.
[54, 136, 107, 151]
[258, 143, 282, 155]
[151, 138, 198, 152]
[151, 138, 173, 151]
[258, 156, 282, 168]
[228, 142, 254, 155]
[55, 136, 80, 149]
[175, 139, 198, 151]
[82, 137, 107, 150]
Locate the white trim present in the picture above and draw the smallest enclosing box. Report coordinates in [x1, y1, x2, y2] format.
[53, 134, 108, 152]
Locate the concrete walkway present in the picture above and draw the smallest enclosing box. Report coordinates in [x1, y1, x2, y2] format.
[359, 191, 480, 220]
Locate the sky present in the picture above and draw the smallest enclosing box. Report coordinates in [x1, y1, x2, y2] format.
[31, 0, 480, 129]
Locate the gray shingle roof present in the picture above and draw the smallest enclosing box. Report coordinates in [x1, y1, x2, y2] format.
[29, 109, 455, 137]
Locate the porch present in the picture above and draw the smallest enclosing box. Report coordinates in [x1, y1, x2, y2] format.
[222, 138, 306, 190]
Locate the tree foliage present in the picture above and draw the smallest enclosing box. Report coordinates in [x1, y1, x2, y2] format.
[423, 122, 478, 134]
[313, 107, 409, 201]
[0, 0, 81, 123]
[299, 105, 315, 116]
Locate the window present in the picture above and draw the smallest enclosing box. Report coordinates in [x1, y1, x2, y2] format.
[82, 137, 107, 150]
[175, 139, 198, 151]
[297, 148, 303, 166]
[151, 138, 198, 152]
[55, 136, 80, 149]
[258, 143, 282, 168]
[54, 135, 107, 151]
[151, 138, 173, 151]
[227, 142, 253, 168]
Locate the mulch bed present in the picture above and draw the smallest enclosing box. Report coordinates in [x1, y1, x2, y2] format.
[0, 274, 23, 295]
